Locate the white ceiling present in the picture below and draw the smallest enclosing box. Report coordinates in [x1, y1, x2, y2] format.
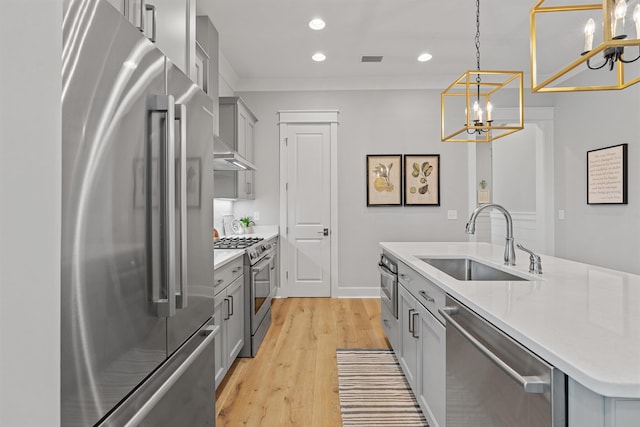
[196, 0, 539, 92]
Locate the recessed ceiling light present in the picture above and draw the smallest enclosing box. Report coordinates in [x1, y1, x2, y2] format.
[417, 53, 433, 62]
[312, 52, 326, 62]
[309, 18, 326, 30]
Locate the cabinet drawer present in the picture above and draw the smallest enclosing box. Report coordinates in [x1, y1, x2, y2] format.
[398, 261, 446, 324]
[214, 257, 244, 295]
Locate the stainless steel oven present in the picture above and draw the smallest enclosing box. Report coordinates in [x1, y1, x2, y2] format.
[378, 253, 398, 318]
[439, 296, 567, 427]
[240, 236, 277, 357]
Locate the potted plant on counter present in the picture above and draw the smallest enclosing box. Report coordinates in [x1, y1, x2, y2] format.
[239, 216, 255, 234]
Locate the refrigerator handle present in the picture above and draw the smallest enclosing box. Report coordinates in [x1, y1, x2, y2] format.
[147, 94, 176, 318]
[175, 104, 188, 310]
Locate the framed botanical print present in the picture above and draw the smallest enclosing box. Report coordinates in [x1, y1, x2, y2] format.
[404, 154, 440, 206]
[366, 155, 402, 206]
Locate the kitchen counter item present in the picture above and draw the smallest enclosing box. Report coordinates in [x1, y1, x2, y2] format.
[231, 219, 244, 234]
[222, 215, 234, 236]
[380, 241, 640, 398]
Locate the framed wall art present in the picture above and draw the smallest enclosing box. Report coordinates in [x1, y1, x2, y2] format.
[587, 144, 627, 205]
[366, 155, 402, 206]
[404, 154, 440, 206]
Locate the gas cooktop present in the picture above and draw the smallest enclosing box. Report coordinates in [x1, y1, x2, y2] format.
[213, 236, 264, 250]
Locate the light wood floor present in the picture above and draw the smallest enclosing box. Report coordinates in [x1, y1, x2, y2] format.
[215, 298, 390, 427]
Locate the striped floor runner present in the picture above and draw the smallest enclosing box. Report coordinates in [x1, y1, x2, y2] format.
[336, 349, 429, 426]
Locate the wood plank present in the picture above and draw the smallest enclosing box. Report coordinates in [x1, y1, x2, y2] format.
[216, 298, 389, 426]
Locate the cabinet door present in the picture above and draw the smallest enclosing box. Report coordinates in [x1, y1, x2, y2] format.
[416, 304, 446, 427]
[398, 286, 419, 389]
[226, 275, 245, 363]
[237, 106, 249, 199]
[148, 0, 189, 73]
[244, 119, 255, 199]
[213, 293, 227, 389]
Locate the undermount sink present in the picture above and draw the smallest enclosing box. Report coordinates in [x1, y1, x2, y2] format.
[418, 257, 529, 282]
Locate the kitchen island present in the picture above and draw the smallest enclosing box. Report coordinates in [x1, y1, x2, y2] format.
[381, 241, 640, 427]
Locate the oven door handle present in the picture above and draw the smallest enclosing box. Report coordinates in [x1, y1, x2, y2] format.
[439, 307, 548, 394]
[252, 256, 273, 273]
[378, 264, 397, 282]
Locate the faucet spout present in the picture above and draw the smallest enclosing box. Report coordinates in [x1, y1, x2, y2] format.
[465, 203, 516, 266]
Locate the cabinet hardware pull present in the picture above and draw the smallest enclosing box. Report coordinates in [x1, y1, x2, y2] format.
[224, 298, 231, 320]
[419, 290, 435, 303]
[408, 308, 415, 333]
[145, 4, 157, 42]
[411, 312, 420, 338]
[400, 273, 411, 282]
[228, 295, 234, 316]
[216, 279, 224, 285]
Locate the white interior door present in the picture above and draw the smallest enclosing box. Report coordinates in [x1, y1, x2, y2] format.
[285, 124, 331, 297]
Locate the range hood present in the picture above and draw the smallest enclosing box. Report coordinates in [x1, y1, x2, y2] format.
[213, 137, 256, 171]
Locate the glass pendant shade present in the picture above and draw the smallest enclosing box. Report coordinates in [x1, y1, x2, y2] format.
[441, 70, 524, 143]
[531, 0, 640, 92]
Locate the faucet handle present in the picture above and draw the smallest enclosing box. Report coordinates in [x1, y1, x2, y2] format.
[516, 243, 542, 274]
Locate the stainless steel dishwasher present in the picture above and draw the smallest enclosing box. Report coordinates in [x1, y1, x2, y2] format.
[439, 296, 567, 427]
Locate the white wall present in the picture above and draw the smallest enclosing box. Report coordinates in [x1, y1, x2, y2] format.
[493, 125, 537, 212]
[0, 0, 62, 425]
[554, 84, 640, 274]
[234, 90, 471, 294]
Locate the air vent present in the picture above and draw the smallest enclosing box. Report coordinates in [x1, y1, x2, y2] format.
[361, 55, 383, 63]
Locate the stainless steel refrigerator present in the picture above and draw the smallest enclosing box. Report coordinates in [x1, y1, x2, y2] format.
[61, 1, 217, 425]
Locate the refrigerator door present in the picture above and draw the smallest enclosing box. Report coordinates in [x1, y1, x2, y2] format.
[99, 319, 219, 426]
[61, 1, 169, 425]
[166, 62, 217, 354]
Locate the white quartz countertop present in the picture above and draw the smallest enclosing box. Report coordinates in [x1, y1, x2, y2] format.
[380, 241, 640, 399]
[213, 225, 279, 270]
[213, 249, 244, 270]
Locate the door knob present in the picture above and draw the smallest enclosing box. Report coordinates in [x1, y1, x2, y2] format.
[317, 228, 329, 236]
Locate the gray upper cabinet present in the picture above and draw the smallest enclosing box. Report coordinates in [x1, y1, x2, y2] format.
[195, 15, 219, 135]
[105, 0, 193, 75]
[215, 97, 257, 200]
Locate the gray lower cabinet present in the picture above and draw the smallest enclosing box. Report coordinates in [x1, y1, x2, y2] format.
[214, 260, 245, 389]
[397, 262, 446, 427]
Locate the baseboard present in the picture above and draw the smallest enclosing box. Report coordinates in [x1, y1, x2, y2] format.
[332, 286, 380, 298]
[272, 287, 381, 298]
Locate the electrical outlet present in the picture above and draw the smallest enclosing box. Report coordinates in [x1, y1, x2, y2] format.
[447, 210, 457, 220]
[558, 210, 565, 220]
[253, 211, 260, 221]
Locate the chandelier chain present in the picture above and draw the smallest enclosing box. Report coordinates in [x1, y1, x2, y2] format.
[475, 0, 481, 84]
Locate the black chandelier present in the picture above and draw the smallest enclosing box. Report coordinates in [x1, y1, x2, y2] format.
[581, 0, 640, 71]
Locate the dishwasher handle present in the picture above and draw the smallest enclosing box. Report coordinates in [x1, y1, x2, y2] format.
[438, 306, 548, 394]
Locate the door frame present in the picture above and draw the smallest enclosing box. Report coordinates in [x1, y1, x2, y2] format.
[277, 110, 339, 298]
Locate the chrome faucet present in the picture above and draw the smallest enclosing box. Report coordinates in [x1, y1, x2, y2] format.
[517, 243, 543, 274]
[466, 203, 516, 266]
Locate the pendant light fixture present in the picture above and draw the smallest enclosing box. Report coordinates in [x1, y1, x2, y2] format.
[441, 0, 524, 143]
[531, 0, 640, 92]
